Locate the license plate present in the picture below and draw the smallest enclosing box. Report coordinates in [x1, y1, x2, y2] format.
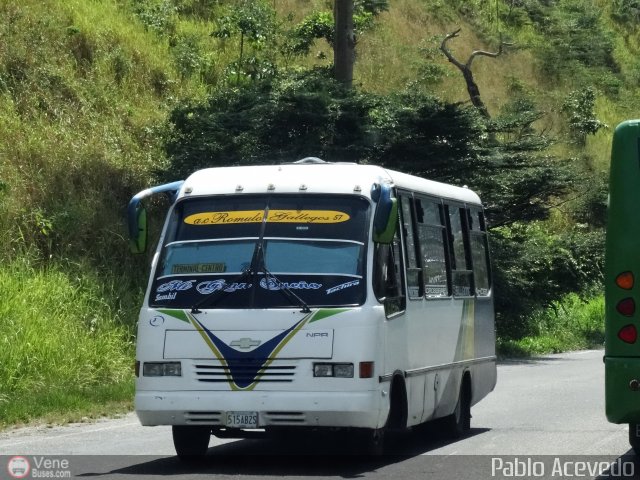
[225, 411, 258, 428]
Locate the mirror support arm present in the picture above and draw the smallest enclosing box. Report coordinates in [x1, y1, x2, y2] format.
[127, 180, 184, 254]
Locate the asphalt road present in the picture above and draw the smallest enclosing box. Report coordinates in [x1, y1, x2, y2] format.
[0, 350, 636, 479]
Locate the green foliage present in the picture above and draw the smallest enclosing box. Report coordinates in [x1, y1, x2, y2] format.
[611, 0, 640, 24]
[492, 223, 603, 339]
[498, 293, 604, 357]
[172, 33, 203, 79]
[478, 95, 572, 227]
[535, 3, 618, 79]
[356, 0, 390, 15]
[165, 69, 373, 175]
[212, 0, 278, 84]
[0, 257, 139, 425]
[570, 164, 608, 228]
[283, 0, 387, 58]
[562, 87, 608, 144]
[164, 70, 493, 183]
[132, 0, 178, 37]
[285, 11, 335, 56]
[212, 0, 276, 43]
[175, 0, 219, 20]
[415, 36, 451, 86]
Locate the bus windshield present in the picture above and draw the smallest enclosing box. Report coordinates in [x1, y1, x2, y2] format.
[149, 194, 370, 309]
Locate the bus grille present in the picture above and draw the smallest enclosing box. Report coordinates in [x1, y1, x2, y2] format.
[194, 363, 297, 384]
[184, 411, 223, 424]
[263, 411, 307, 424]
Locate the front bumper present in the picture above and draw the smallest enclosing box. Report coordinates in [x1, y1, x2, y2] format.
[135, 390, 387, 429]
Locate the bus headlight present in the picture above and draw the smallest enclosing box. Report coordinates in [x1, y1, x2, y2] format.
[143, 362, 182, 377]
[313, 363, 354, 378]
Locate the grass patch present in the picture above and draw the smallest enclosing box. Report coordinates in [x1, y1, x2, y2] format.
[0, 257, 139, 428]
[498, 293, 604, 358]
[1, 382, 134, 429]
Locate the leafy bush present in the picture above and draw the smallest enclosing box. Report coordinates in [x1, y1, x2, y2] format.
[498, 293, 604, 356]
[172, 33, 203, 79]
[492, 223, 603, 339]
[562, 87, 607, 144]
[132, 0, 177, 37]
[611, 0, 640, 24]
[536, 3, 618, 79]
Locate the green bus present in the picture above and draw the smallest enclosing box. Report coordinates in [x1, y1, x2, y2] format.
[606, 120, 640, 453]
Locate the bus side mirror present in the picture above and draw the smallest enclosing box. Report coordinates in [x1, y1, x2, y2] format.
[130, 206, 148, 254]
[372, 183, 398, 244]
[127, 180, 184, 255]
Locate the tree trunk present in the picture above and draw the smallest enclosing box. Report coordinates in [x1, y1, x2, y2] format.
[334, 0, 355, 87]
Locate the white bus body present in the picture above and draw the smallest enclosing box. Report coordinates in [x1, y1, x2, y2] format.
[131, 161, 496, 455]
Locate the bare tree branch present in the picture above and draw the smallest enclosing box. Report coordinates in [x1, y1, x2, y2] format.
[466, 37, 514, 69]
[440, 28, 464, 70]
[438, 28, 513, 119]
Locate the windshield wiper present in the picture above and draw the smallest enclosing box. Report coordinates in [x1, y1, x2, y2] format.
[190, 200, 311, 314]
[191, 202, 271, 314]
[247, 205, 311, 313]
[261, 266, 311, 314]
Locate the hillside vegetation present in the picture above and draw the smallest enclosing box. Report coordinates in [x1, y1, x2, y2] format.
[0, 0, 631, 425]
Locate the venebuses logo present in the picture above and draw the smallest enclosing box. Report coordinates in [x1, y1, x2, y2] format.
[7, 456, 30, 479]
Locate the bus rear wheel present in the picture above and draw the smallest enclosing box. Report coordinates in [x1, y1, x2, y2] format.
[444, 379, 471, 439]
[172, 425, 211, 459]
[630, 423, 640, 454]
[354, 427, 386, 455]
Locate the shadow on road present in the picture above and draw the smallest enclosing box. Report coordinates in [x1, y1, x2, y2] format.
[77, 423, 490, 478]
[497, 350, 604, 366]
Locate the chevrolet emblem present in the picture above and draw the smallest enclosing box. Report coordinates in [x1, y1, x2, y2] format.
[230, 337, 262, 350]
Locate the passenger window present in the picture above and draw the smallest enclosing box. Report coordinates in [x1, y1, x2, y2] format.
[447, 206, 474, 297]
[399, 194, 422, 299]
[415, 197, 449, 298]
[468, 208, 491, 297]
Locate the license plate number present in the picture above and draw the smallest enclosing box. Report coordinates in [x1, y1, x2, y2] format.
[226, 411, 258, 428]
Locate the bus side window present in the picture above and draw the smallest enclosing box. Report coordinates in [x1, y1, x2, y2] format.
[399, 193, 423, 299]
[415, 197, 450, 298]
[446, 205, 474, 297]
[373, 230, 406, 317]
[468, 207, 491, 296]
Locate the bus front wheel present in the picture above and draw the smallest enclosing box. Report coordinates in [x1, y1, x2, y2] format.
[172, 425, 211, 459]
[630, 424, 640, 454]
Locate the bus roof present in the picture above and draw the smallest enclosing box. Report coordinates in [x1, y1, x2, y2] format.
[179, 162, 482, 205]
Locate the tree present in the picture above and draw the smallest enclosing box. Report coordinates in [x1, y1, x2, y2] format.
[562, 87, 607, 145]
[211, 0, 277, 84]
[334, 0, 355, 86]
[283, 1, 387, 85]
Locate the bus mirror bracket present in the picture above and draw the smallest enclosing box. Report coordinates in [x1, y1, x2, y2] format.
[127, 180, 184, 254]
[372, 183, 398, 244]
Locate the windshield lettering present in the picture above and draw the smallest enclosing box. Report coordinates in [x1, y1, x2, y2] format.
[184, 209, 351, 226]
[150, 195, 369, 309]
[259, 278, 322, 291]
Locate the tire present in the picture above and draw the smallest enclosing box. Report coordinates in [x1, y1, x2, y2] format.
[443, 379, 471, 439]
[356, 427, 386, 456]
[630, 423, 640, 454]
[172, 425, 211, 460]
